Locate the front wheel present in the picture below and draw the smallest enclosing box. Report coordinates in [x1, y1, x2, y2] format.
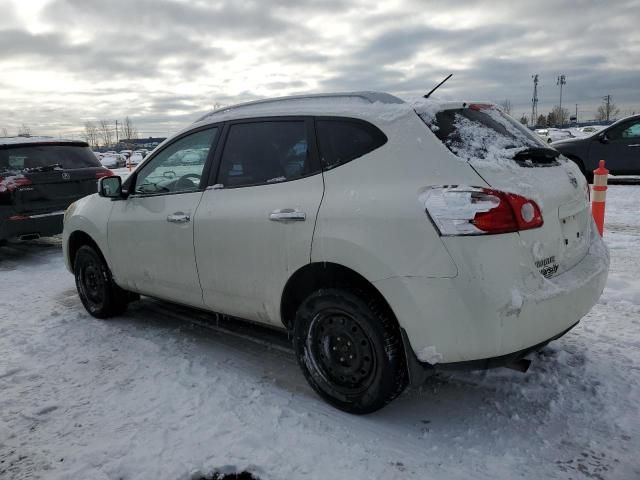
[293, 289, 408, 414]
[74, 245, 129, 318]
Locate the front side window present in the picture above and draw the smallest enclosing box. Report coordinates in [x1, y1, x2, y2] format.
[134, 127, 218, 195]
[217, 121, 311, 187]
[609, 120, 640, 140]
[316, 119, 387, 170]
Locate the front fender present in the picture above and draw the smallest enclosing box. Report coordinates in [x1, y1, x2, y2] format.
[62, 194, 114, 273]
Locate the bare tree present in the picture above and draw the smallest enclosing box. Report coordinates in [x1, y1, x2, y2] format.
[98, 120, 113, 147]
[519, 114, 528, 125]
[83, 121, 100, 148]
[536, 114, 547, 127]
[547, 106, 569, 127]
[119, 116, 139, 141]
[596, 96, 620, 121]
[18, 123, 32, 136]
[1, 127, 8, 137]
[499, 99, 512, 115]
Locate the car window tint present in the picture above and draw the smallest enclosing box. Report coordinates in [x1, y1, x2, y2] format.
[134, 127, 218, 195]
[316, 119, 387, 170]
[0, 145, 100, 173]
[621, 121, 640, 139]
[218, 121, 310, 187]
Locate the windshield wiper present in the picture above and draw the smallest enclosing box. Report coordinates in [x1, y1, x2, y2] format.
[512, 147, 560, 163]
[24, 163, 63, 173]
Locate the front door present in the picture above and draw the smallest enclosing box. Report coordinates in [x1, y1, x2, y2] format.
[194, 118, 324, 325]
[589, 118, 640, 174]
[108, 126, 220, 307]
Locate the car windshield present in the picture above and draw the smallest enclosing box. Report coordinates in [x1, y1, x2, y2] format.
[419, 105, 549, 163]
[0, 144, 101, 173]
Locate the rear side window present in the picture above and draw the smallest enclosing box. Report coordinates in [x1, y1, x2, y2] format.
[0, 144, 100, 173]
[316, 119, 387, 170]
[218, 121, 313, 187]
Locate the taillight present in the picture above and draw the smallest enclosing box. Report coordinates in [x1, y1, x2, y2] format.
[95, 169, 113, 179]
[0, 175, 32, 193]
[421, 186, 543, 236]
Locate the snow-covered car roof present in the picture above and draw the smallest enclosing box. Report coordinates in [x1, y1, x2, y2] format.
[0, 136, 87, 148]
[194, 91, 408, 125]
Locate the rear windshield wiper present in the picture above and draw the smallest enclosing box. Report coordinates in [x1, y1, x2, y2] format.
[512, 147, 560, 163]
[24, 163, 63, 173]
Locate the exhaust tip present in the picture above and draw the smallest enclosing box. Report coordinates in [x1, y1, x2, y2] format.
[505, 358, 531, 373]
[19, 233, 41, 241]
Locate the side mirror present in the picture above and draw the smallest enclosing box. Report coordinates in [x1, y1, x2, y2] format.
[599, 133, 609, 144]
[98, 176, 122, 198]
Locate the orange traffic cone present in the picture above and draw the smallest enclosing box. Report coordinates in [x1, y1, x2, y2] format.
[591, 160, 608, 236]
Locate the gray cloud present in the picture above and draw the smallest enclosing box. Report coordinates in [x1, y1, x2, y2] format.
[1, 0, 639, 136]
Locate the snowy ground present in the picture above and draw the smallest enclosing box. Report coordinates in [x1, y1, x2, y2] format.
[1, 185, 639, 480]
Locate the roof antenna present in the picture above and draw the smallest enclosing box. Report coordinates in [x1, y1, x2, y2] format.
[423, 74, 453, 99]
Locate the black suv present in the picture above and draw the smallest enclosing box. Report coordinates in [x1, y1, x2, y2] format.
[1, 138, 111, 242]
[552, 114, 640, 182]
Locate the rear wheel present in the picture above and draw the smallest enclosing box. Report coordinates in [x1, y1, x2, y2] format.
[74, 245, 129, 318]
[293, 289, 407, 414]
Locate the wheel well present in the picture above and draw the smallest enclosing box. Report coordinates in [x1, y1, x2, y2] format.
[280, 262, 397, 331]
[67, 231, 102, 268]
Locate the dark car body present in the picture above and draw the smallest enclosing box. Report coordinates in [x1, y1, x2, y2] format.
[552, 115, 640, 180]
[0, 138, 111, 241]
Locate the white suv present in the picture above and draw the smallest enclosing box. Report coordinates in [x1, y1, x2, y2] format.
[63, 92, 609, 413]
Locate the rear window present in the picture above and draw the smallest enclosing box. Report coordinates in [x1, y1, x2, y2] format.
[0, 144, 101, 173]
[316, 119, 387, 170]
[421, 106, 552, 165]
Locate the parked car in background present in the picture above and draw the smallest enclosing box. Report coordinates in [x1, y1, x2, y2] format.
[63, 93, 608, 413]
[536, 128, 576, 144]
[1, 137, 111, 242]
[100, 155, 120, 169]
[553, 114, 640, 181]
[128, 152, 144, 165]
[119, 150, 132, 159]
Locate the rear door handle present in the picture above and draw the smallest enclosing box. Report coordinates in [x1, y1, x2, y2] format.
[167, 212, 190, 223]
[629, 144, 640, 147]
[269, 208, 306, 222]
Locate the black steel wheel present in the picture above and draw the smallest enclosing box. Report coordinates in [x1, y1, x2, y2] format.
[74, 245, 128, 318]
[294, 289, 407, 414]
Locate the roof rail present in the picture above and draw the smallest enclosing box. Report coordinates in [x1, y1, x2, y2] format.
[196, 91, 404, 122]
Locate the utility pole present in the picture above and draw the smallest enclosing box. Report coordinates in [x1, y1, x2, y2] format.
[115, 120, 119, 144]
[531, 74, 539, 127]
[604, 95, 611, 121]
[557, 74, 566, 127]
[575, 104, 578, 123]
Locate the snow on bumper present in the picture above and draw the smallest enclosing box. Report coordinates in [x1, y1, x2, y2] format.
[374, 225, 609, 364]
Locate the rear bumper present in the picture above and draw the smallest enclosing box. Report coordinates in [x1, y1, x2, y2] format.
[0, 210, 64, 240]
[374, 224, 609, 365]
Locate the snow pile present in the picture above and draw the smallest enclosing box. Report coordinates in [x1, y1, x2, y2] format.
[1, 186, 639, 480]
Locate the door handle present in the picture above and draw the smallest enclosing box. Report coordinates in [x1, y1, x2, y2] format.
[167, 212, 190, 223]
[269, 208, 306, 222]
[629, 144, 640, 147]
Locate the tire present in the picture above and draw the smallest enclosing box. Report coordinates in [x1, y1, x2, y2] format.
[293, 289, 408, 414]
[74, 245, 129, 318]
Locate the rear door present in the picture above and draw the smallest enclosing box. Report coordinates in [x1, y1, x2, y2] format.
[0, 143, 107, 214]
[421, 105, 592, 277]
[194, 118, 323, 325]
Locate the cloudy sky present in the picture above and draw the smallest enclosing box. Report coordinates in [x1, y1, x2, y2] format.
[1, 0, 639, 138]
